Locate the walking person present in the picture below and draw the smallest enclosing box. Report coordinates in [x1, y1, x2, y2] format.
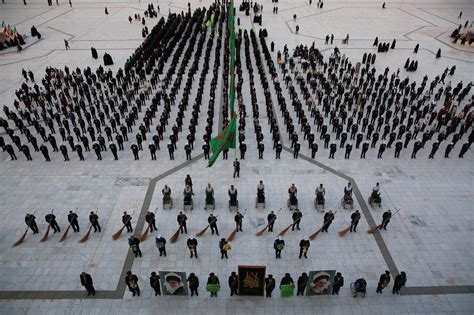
[376, 270, 391, 294]
[64, 39, 70, 50]
[379, 210, 392, 230]
[145, 211, 157, 232]
[125, 271, 140, 296]
[80, 272, 95, 296]
[393, 271, 407, 294]
[25, 213, 39, 234]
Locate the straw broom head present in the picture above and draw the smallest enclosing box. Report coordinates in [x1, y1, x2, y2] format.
[79, 226, 92, 243]
[112, 225, 126, 241]
[40, 225, 51, 242]
[12, 229, 29, 247]
[309, 227, 322, 240]
[169, 227, 181, 243]
[337, 225, 352, 237]
[58, 225, 71, 242]
[226, 228, 238, 242]
[140, 226, 150, 242]
[277, 224, 292, 237]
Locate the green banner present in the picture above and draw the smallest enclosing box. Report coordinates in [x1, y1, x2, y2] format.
[207, 117, 237, 167]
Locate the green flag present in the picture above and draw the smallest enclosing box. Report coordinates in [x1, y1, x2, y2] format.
[280, 284, 295, 297]
[207, 117, 237, 167]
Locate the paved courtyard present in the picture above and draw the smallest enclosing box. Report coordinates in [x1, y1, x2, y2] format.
[0, 0, 473, 314]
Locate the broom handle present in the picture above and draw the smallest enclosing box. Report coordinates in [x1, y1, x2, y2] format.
[380, 209, 400, 225]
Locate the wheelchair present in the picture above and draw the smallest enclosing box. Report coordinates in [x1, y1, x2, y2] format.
[350, 280, 367, 298]
[314, 194, 325, 211]
[341, 194, 353, 209]
[163, 195, 173, 209]
[368, 192, 382, 208]
[255, 191, 265, 208]
[229, 197, 239, 211]
[183, 194, 193, 211]
[287, 195, 298, 210]
[205, 193, 215, 210]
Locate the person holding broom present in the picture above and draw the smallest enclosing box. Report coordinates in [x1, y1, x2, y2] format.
[25, 213, 39, 234]
[267, 211, 276, 232]
[45, 212, 60, 233]
[68, 211, 80, 232]
[89, 211, 101, 233]
[350, 210, 361, 232]
[321, 210, 335, 232]
[177, 211, 188, 234]
[379, 210, 392, 230]
[145, 211, 157, 232]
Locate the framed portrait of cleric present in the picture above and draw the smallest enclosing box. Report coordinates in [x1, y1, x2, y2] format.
[159, 271, 188, 296]
[238, 265, 266, 296]
[305, 270, 336, 296]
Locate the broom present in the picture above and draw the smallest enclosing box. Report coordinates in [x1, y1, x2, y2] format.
[337, 225, 352, 237]
[169, 224, 182, 243]
[309, 210, 336, 240]
[58, 225, 71, 242]
[40, 210, 54, 243]
[256, 208, 282, 236]
[140, 208, 158, 241]
[79, 225, 92, 243]
[112, 210, 135, 241]
[367, 209, 400, 234]
[12, 210, 37, 247]
[277, 224, 293, 237]
[196, 215, 219, 237]
[227, 209, 247, 242]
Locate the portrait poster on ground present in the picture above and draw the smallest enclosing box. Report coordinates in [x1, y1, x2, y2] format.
[159, 271, 188, 296]
[306, 270, 336, 296]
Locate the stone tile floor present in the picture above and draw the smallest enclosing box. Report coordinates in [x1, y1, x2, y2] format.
[0, 0, 473, 314]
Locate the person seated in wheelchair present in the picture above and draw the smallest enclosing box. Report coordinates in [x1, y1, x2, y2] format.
[370, 182, 381, 203]
[343, 182, 353, 203]
[205, 183, 214, 205]
[353, 278, 367, 297]
[288, 183, 298, 205]
[183, 185, 193, 205]
[162, 185, 172, 203]
[228, 185, 238, 206]
[315, 183, 325, 205]
[257, 180, 265, 203]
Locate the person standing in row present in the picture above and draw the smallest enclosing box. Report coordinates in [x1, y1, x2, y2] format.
[274, 236, 285, 259]
[219, 238, 230, 259]
[150, 272, 161, 296]
[129, 236, 142, 257]
[332, 272, 344, 295]
[207, 273, 220, 297]
[187, 236, 198, 258]
[80, 272, 95, 296]
[177, 211, 188, 234]
[187, 273, 199, 296]
[155, 235, 167, 256]
[265, 274, 276, 297]
[228, 272, 239, 296]
[393, 271, 407, 294]
[299, 237, 310, 259]
[297, 273, 308, 296]
[321, 210, 335, 232]
[233, 158, 240, 178]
